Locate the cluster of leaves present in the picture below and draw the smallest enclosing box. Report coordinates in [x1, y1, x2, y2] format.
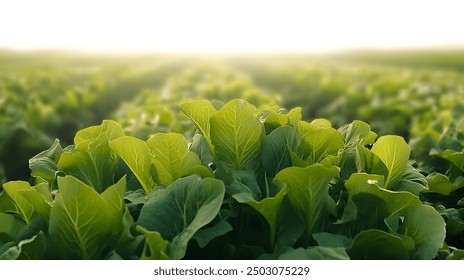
[112, 64, 277, 140]
[235, 59, 464, 141]
[1, 99, 459, 260]
[409, 100, 464, 258]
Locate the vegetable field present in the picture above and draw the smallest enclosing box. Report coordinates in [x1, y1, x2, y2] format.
[0, 50, 463, 260]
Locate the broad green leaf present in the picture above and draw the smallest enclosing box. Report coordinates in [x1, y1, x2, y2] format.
[313, 232, 352, 248]
[190, 134, 213, 166]
[356, 145, 389, 183]
[425, 173, 461, 195]
[263, 110, 288, 128]
[146, 133, 203, 185]
[1, 181, 36, 224]
[74, 125, 102, 146]
[338, 120, 374, 148]
[137, 226, 170, 260]
[233, 187, 287, 245]
[16, 187, 51, 221]
[87, 132, 120, 191]
[390, 164, 428, 195]
[59, 132, 119, 193]
[192, 219, 233, 248]
[298, 121, 344, 165]
[311, 118, 332, 128]
[210, 99, 263, 171]
[273, 165, 339, 243]
[15, 232, 47, 260]
[114, 207, 144, 259]
[180, 100, 217, 153]
[49, 176, 114, 259]
[371, 135, 411, 187]
[100, 176, 127, 235]
[110, 136, 156, 193]
[348, 229, 410, 260]
[0, 212, 23, 242]
[74, 120, 124, 145]
[137, 175, 225, 259]
[262, 125, 300, 177]
[29, 139, 64, 182]
[33, 182, 53, 204]
[101, 120, 125, 142]
[227, 170, 262, 200]
[289, 150, 308, 167]
[388, 205, 446, 260]
[338, 121, 376, 179]
[287, 107, 302, 127]
[343, 173, 420, 217]
[438, 149, 464, 171]
[0, 191, 17, 215]
[58, 149, 100, 190]
[339, 173, 421, 235]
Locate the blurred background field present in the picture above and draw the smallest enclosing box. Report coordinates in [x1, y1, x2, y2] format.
[1, 49, 463, 183]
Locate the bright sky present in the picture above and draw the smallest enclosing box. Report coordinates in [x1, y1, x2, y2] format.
[0, 0, 463, 54]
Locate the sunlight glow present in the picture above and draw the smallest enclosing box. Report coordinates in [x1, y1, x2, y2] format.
[0, 0, 463, 53]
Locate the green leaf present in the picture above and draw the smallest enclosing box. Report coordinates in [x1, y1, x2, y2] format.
[0, 242, 19, 260]
[190, 134, 213, 166]
[340, 173, 421, 234]
[16, 232, 47, 260]
[348, 229, 410, 260]
[390, 164, 428, 195]
[59, 132, 118, 193]
[344, 173, 419, 212]
[192, 219, 233, 248]
[233, 187, 287, 245]
[287, 107, 302, 128]
[110, 136, 156, 193]
[74, 125, 102, 146]
[298, 121, 344, 165]
[1, 181, 37, 224]
[313, 232, 352, 248]
[210, 99, 263, 171]
[100, 176, 127, 235]
[273, 165, 339, 243]
[58, 149, 100, 190]
[425, 173, 461, 195]
[356, 145, 389, 184]
[0, 212, 23, 242]
[338, 120, 375, 148]
[49, 176, 115, 259]
[338, 121, 377, 179]
[263, 110, 289, 128]
[388, 205, 446, 260]
[371, 135, 411, 187]
[447, 249, 464, 260]
[438, 149, 464, 171]
[101, 120, 126, 142]
[137, 175, 225, 259]
[228, 170, 262, 200]
[146, 132, 203, 185]
[137, 226, 170, 260]
[262, 125, 300, 178]
[29, 139, 64, 182]
[311, 118, 332, 128]
[180, 100, 217, 153]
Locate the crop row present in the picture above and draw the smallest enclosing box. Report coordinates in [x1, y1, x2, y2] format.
[0, 99, 462, 259]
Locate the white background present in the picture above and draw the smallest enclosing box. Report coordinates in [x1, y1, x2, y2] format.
[0, 0, 463, 53]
